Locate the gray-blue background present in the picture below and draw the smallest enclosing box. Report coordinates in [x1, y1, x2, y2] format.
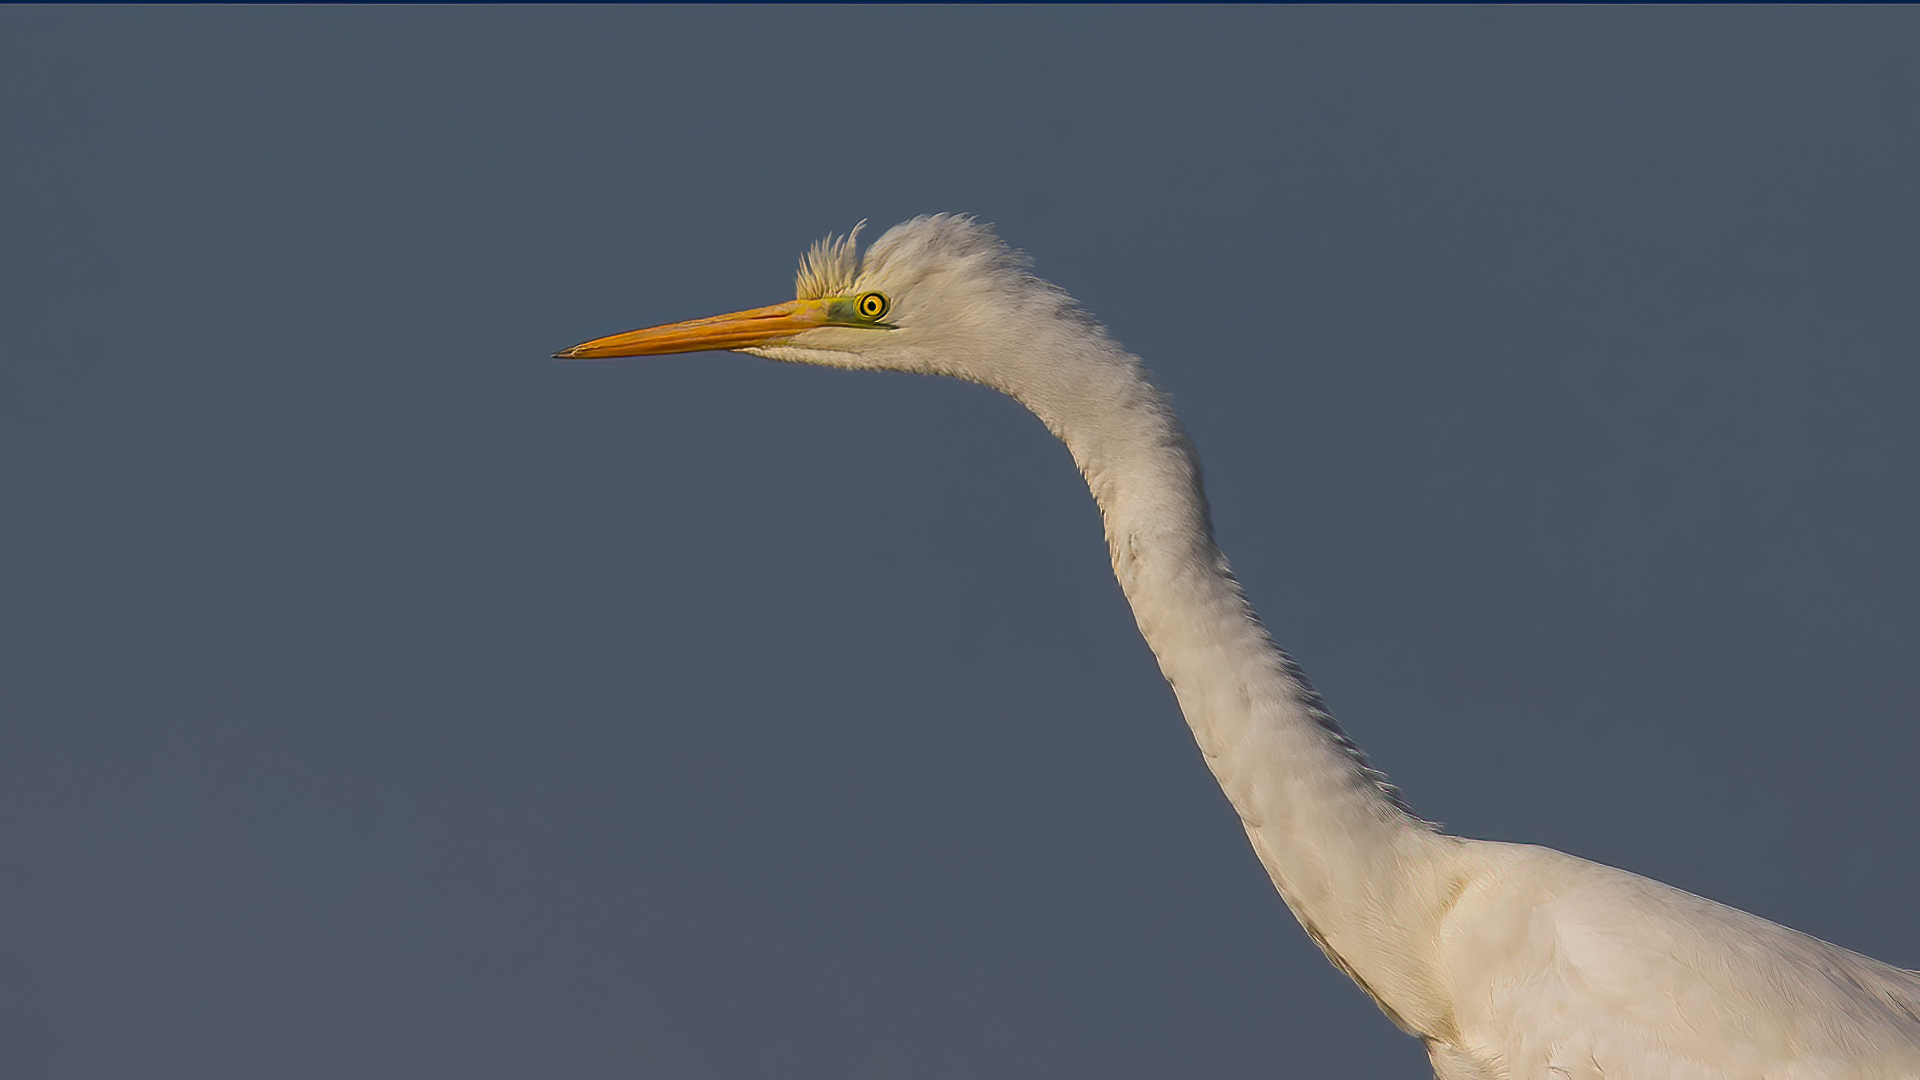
[4, 7, 1916, 1078]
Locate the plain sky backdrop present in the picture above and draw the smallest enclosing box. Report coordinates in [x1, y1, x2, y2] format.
[3, 7, 1917, 1079]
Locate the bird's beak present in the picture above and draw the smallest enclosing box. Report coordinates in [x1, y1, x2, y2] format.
[553, 300, 829, 360]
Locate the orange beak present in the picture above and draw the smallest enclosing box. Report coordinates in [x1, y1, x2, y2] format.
[553, 299, 829, 360]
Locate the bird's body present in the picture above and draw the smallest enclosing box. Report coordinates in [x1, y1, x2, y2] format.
[1427, 845, 1920, 1079]
[559, 216, 1920, 1078]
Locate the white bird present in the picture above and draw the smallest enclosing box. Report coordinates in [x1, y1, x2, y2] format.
[557, 216, 1920, 1079]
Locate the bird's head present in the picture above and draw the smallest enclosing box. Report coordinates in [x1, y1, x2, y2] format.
[555, 215, 1107, 397]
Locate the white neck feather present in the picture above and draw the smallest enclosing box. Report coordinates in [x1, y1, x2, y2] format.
[1005, 335, 1465, 1037]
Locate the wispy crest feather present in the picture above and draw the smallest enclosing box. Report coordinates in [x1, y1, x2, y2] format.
[795, 221, 866, 300]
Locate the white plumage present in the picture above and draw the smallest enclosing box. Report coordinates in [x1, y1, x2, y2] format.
[558, 215, 1920, 1078]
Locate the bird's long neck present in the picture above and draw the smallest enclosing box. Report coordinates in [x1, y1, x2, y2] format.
[1012, 345, 1463, 1037]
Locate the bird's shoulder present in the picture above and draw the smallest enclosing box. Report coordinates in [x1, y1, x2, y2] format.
[1427, 841, 1920, 1079]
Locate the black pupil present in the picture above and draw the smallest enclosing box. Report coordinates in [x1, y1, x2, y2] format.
[862, 296, 881, 316]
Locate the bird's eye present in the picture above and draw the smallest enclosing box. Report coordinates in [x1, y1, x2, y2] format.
[856, 292, 889, 320]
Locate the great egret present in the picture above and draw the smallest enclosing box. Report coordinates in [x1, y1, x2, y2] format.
[558, 216, 1920, 1078]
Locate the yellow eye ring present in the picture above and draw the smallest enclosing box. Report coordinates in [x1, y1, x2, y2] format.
[856, 292, 889, 320]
